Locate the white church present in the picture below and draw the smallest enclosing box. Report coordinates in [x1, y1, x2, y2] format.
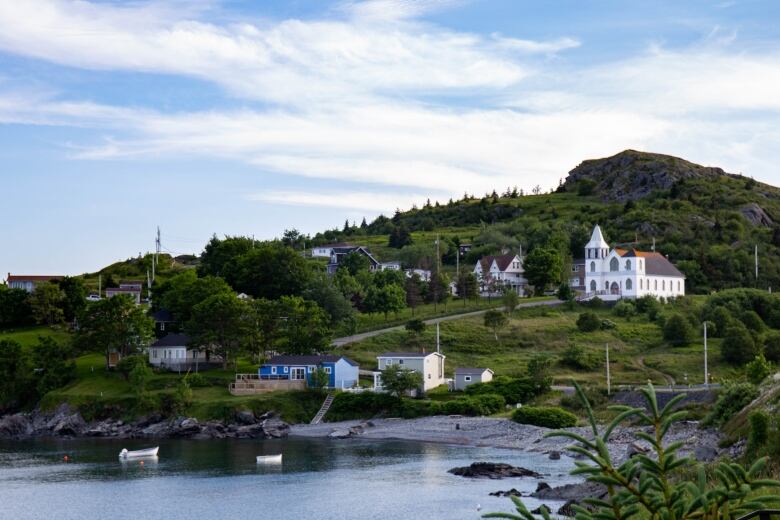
[583, 225, 685, 301]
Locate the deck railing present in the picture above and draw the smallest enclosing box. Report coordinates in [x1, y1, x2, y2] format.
[736, 511, 780, 520]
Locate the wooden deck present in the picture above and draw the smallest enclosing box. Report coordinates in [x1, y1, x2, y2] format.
[229, 374, 306, 395]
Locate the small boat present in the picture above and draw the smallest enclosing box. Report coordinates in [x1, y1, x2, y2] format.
[256, 454, 282, 464]
[119, 447, 159, 459]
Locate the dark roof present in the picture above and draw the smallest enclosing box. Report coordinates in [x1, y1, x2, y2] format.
[479, 254, 518, 272]
[7, 275, 63, 282]
[378, 351, 442, 358]
[455, 368, 492, 375]
[266, 355, 358, 367]
[331, 246, 380, 266]
[573, 258, 585, 265]
[149, 309, 174, 322]
[621, 250, 685, 277]
[106, 287, 141, 293]
[150, 333, 190, 348]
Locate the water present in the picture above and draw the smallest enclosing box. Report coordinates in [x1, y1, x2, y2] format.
[0, 437, 579, 520]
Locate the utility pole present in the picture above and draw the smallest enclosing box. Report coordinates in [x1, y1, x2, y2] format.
[755, 244, 759, 282]
[98, 274, 102, 297]
[703, 321, 709, 388]
[147, 269, 152, 305]
[651, 237, 656, 252]
[605, 343, 611, 395]
[436, 322, 441, 354]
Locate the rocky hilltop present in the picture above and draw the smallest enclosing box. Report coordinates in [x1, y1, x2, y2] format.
[564, 150, 732, 202]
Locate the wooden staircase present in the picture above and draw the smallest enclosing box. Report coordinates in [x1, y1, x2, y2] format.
[310, 393, 335, 425]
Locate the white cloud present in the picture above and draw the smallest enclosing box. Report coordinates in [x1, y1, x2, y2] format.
[248, 190, 434, 213]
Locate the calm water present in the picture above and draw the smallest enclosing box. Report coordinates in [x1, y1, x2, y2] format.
[0, 437, 579, 520]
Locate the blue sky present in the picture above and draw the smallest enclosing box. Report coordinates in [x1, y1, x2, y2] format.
[2, 0, 780, 276]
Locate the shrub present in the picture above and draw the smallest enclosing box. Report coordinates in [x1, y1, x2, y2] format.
[587, 297, 604, 309]
[116, 355, 148, 380]
[612, 300, 635, 318]
[747, 410, 770, 455]
[600, 319, 616, 330]
[328, 392, 400, 421]
[464, 376, 537, 404]
[745, 354, 771, 385]
[556, 284, 573, 301]
[560, 343, 598, 370]
[710, 306, 735, 337]
[512, 406, 577, 428]
[559, 386, 607, 411]
[187, 373, 208, 387]
[764, 331, 780, 363]
[662, 314, 694, 347]
[703, 382, 759, 427]
[577, 179, 596, 196]
[577, 312, 601, 332]
[635, 294, 660, 317]
[740, 310, 766, 333]
[721, 323, 758, 364]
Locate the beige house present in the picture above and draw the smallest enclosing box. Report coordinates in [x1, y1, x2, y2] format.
[376, 351, 446, 392]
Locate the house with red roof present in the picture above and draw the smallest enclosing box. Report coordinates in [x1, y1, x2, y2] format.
[5, 274, 63, 293]
[473, 253, 527, 296]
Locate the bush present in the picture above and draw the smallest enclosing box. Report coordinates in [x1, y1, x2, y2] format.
[560, 386, 607, 411]
[464, 376, 537, 404]
[704, 382, 759, 427]
[557, 284, 573, 301]
[764, 332, 780, 363]
[721, 323, 758, 364]
[741, 310, 766, 333]
[512, 406, 577, 428]
[577, 312, 601, 332]
[328, 392, 400, 421]
[445, 394, 506, 416]
[745, 354, 771, 385]
[116, 355, 148, 380]
[560, 343, 599, 370]
[187, 373, 208, 387]
[613, 300, 636, 318]
[635, 295, 661, 317]
[587, 297, 604, 309]
[662, 314, 695, 347]
[601, 319, 617, 330]
[710, 306, 735, 337]
[747, 410, 770, 455]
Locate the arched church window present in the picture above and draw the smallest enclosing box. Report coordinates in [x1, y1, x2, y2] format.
[654, 279, 657, 290]
[605, 281, 609, 290]
[626, 278, 632, 290]
[610, 257, 619, 272]
[625, 260, 631, 271]
[590, 280, 596, 292]
[590, 261, 595, 272]
[662, 280, 665, 290]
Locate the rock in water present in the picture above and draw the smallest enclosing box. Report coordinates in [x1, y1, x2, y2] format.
[557, 499, 578, 517]
[489, 488, 522, 497]
[448, 462, 543, 479]
[548, 450, 561, 460]
[535, 482, 551, 493]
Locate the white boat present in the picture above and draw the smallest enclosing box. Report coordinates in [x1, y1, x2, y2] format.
[256, 454, 282, 464]
[119, 447, 159, 459]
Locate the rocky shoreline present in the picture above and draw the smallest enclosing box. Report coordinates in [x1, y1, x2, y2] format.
[0, 404, 290, 440]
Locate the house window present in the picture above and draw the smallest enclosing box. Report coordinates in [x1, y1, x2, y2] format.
[308, 365, 316, 372]
[610, 257, 619, 272]
[605, 281, 609, 290]
[654, 280, 658, 290]
[399, 359, 404, 364]
[590, 261, 595, 272]
[324, 367, 332, 374]
[283, 367, 289, 373]
[625, 260, 631, 271]
[271, 366, 277, 374]
[160, 322, 165, 331]
[427, 374, 431, 379]
[626, 278, 632, 290]
[464, 376, 472, 382]
[590, 280, 596, 291]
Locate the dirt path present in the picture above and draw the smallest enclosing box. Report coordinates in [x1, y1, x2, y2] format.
[331, 299, 562, 347]
[635, 356, 676, 386]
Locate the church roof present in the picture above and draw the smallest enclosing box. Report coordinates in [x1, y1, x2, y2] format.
[623, 250, 685, 277]
[585, 225, 609, 249]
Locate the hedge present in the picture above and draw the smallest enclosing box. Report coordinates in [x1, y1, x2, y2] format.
[511, 406, 577, 428]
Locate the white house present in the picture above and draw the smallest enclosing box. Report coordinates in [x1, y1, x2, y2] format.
[583, 225, 685, 301]
[312, 242, 353, 258]
[6, 274, 63, 292]
[473, 254, 527, 296]
[376, 351, 446, 392]
[453, 368, 494, 391]
[105, 284, 142, 304]
[380, 261, 402, 271]
[148, 333, 219, 371]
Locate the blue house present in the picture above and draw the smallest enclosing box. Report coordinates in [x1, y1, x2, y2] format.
[259, 355, 359, 389]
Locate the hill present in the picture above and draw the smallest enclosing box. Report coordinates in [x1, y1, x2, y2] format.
[313, 150, 780, 293]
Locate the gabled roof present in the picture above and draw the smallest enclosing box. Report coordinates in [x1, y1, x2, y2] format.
[478, 254, 519, 272]
[7, 275, 63, 282]
[455, 368, 493, 375]
[266, 355, 359, 367]
[585, 225, 609, 249]
[621, 250, 685, 277]
[151, 333, 190, 348]
[331, 246, 380, 266]
[378, 351, 444, 359]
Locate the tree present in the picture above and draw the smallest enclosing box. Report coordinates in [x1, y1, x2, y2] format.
[364, 284, 406, 320]
[75, 295, 154, 368]
[456, 272, 478, 304]
[721, 322, 758, 364]
[405, 318, 426, 348]
[244, 298, 283, 362]
[484, 309, 508, 340]
[662, 314, 694, 347]
[763, 331, 780, 362]
[187, 293, 246, 369]
[427, 268, 450, 310]
[56, 277, 87, 322]
[556, 283, 573, 301]
[340, 251, 371, 275]
[526, 353, 553, 393]
[523, 248, 562, 294]
[0, 287, 33, 328]
[745, 353, 771, 384]
[277, 296, 333, 355]
[232, 244, 312, 299]
[502, 287, 519, 316]
[379, 365, 423, 397]
[302, 274, 355, 326]
[197, 235, 255, 281]
[158, 271, 234, 325]
[388, 223, 413, 248]
[31, 336, 75, 397]
[487, 383, 780, 520]
[29, 283, 65, 326]
[0, 339, 32, 412]
[576, 311, 602, 332]
[404, 274, 423, 315]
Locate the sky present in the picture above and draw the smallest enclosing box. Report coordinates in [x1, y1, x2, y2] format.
[2, 0, 780, 276]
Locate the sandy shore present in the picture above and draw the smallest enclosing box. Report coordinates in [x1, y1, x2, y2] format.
[290, 415, 724, 464]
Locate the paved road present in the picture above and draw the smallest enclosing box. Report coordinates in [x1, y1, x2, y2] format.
[331, 298, 563, 347]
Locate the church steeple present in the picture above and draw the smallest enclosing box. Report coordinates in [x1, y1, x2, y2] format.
[585, 225, 610, 260]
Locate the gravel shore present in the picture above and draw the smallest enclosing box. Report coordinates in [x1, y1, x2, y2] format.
[290, 415, 724, 464]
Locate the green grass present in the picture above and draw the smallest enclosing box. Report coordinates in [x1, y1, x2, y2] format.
[0, 325, 71, 349]
[335, 302, 741, 387]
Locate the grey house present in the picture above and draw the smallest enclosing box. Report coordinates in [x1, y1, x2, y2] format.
[454, 368, 494, 391]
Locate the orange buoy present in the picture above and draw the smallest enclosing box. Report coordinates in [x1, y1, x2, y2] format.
[139, 460, 144, 466]
[63, 455, 69, 462]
